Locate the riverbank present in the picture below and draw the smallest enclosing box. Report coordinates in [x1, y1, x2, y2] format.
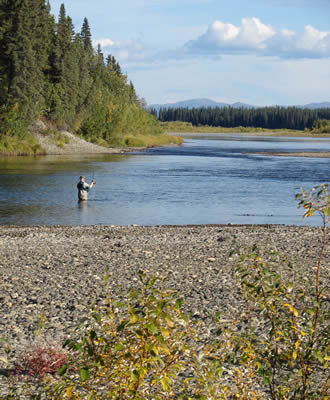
[35, 130, 330, 158]
[0, 224, 328, 356]
[0, 120, 183, 156]
[162, 121, 330, 138]
[172, 130, 330, 138]
[34, 128, 183, 155]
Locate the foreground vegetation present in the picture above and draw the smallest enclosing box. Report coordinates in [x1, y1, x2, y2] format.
[1, 185, 328, 399]
[0, 1, 168, 155]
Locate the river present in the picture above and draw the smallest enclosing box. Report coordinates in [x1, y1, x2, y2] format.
[0, 134, 329, 226]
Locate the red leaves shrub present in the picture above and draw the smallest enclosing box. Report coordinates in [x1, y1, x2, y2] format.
[14, 341, 68, 380]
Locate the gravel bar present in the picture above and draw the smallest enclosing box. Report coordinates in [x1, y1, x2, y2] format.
[0, 224, 328, 393]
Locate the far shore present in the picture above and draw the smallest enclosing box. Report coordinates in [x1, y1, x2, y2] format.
[169, 130, 330, 138]
[166, 131, 330, 158]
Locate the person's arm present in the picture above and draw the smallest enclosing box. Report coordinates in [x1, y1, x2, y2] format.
[82, 182, 90, 192]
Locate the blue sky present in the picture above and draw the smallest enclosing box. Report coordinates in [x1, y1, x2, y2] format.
[50, 0, 330, 106]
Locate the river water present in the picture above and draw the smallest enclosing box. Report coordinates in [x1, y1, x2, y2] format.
[0, 135, 329, 226]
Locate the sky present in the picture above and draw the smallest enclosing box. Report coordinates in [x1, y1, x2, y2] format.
[50, 0, 330, 106]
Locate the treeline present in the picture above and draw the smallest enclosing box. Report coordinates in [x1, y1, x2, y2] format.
[153, 106, 330, 131]
[0, 0, 161, 148]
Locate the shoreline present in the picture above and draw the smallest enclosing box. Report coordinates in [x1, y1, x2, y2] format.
[167, 129, 330, 138]
[1, 126, 329, 157]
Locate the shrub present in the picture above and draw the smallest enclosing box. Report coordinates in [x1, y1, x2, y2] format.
[312, 119, 330, 133]
[49, 272, 192, 399]
[0, 104, 28, 138]
[14, 339, 68, 381]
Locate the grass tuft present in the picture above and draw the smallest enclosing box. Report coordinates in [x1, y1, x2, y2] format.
[0, 133, 46, 156]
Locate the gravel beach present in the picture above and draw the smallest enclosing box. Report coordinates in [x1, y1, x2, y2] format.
[1, 224, 328, 343]
[0, 224, 328, 396]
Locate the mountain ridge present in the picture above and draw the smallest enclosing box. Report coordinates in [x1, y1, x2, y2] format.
[149, 98, 330, 111]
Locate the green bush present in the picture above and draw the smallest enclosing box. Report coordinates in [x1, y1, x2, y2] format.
[0, 104, 28, 138]
[47, 272, 191, 399]
[312, 119, 330, 134]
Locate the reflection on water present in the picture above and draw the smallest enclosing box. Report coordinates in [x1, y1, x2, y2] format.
[0, 135, 329, 226]
[0, 154, 128, 175]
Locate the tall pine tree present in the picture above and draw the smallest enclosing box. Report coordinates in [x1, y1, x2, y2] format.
[0, 0, 51, 119]
[81, 17, 93, 53]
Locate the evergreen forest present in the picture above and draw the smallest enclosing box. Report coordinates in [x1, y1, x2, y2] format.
[154, 106, 330, 131]
[0, 0, 164, 154]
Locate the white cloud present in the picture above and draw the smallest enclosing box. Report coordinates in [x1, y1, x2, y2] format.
[185, 17, 330, 59]
[185, 17, 275, 53]
[93, 18, 330, 70]
[298, 25, 328, 51]
[238, 17, 275, 48]
[93, 38, 146, 62]
[94, 39, 115, 48]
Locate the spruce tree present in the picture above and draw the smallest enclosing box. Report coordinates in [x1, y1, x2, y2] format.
[81, 17, 93, 52]
[0, 0, 51, 119]
[47, 4, 81, 122]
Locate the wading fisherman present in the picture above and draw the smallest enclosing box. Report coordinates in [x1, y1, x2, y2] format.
[77, 176, 95, 201]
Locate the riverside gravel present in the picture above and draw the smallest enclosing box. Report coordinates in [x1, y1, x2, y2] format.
[0, 224, 329, 395]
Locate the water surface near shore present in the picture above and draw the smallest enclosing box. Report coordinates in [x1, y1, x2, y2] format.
[0, 135, 329, 226]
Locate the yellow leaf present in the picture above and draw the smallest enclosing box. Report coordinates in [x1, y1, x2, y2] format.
[300, 330, 306, 337]
[283, 303, 299, 317]
[66, 386, 73, 398]
[129, 314, 139, 324]
[165, 316, 174, 328]
[295, 341, 300, 350]
[292, 350, 297, 360]
[160, 376, 170, 391]
[161, 328, 170, 338]
[139, 367, 148, 379]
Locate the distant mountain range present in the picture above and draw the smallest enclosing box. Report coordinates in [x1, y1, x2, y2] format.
[297, 102, 330, 109]
[149, 98, 330, 111]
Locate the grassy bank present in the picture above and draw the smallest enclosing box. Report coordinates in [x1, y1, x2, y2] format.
[102, 133, 183, 148]
[162, 121, 330, 137]
[0, 132, 45, 156]
[0, 121, 183, 156]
